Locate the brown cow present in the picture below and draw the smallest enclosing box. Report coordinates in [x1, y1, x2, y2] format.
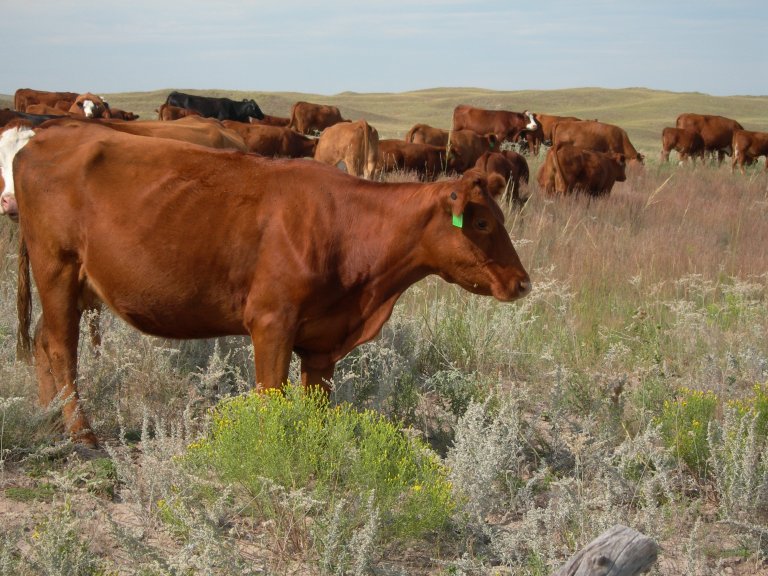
[23, 104, 69, 117]
[14, 89, 78, 112]
[9, 121, 530, 444]
[474, 151, 529, 204]
[250, 114, 291, 127]
[537, 144, 627, 196]
[448, 129, 499, 173]
[156, 103, 203, 121]
[452, 105, 539, 145]
[660, 127, 705, 164]
[676, 113, 744, 164]
[551, 120, 644, 166]
[222, 121, 317, 157]
[528, 113, 583, 146]
[68, 93, 111, 118]
[106, 108, 139, 121]
[29, 116, 247, 152]
[732, 129, 768, 174]
[314, 120, 379, 179]
[377, 139, 450, 180]
[288, 101, 347, 135]
[404, 123, 450, 147]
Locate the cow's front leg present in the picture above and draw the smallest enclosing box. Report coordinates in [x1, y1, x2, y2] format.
[247, 309, 297, 392]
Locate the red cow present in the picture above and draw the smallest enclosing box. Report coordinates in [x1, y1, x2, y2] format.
[377, 139, 450, 180]
[732, 129, 768, 174]
[527, 113, 583, 149]
[660, 127, 705, 164]
[474, 151, 529, 204]
[676, 113, 744, 164]
[156, 103, 203, 121]
[551, 120, 644, 166]
[14, 89, 78, 112]
[250, 114, 291, 127]
[221, 121, 317, 157]
[404, 124, 450, 147]
[68, 93, 111, 119]
[537, 144, 627, 196]
[452, 105, 539, 146]
[314, 120, 380, 179]
[288, 101, 347, 134]
[8, 121, 530, 444]
[448, 129, 499, 173]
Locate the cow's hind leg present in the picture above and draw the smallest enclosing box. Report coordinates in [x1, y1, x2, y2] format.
[33, 264, 97, 446]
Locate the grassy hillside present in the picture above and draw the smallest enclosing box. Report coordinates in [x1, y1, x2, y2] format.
[4, 87, 768, 155]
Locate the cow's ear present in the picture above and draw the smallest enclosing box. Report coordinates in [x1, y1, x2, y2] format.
[486, 173, 506, 198]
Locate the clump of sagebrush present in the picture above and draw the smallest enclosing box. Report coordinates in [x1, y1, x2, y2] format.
[445, 384, 678, 573]
[187, 384, 455, 569]
[708, 385, 768, 524]
[18, 498, 107, 576]
[104, 404, 258, 575]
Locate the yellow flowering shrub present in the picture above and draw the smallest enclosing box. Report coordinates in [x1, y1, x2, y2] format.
[187, 384, 454, 540]
[657, 387, 718, 478]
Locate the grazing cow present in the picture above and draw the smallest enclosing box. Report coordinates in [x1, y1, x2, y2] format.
[250, 114, 291, 127]
[660, 127, 705, 164]
[732, 129, 768, 174]
[28, 116, 247, 153]
[404, 123, 450, 147]
[288, 101, 347, 134]
[537, 144, 627, 196]
[14, 89, 78, 112]
[314, 120, 380, 179]
[528, 113, 583, 147]
[448, 129, 499, 173]
[18, 104, 68, 117]
[165, 91, 265, 122]
[551, 120, 644, 166]
[676, 113, 744, 164]
[221, 121, 317, 157]
[452, 105, 539, 145]
[474, 151, 529, 204]
[8, 121, 531, 444]
[68, 93, 111, 119]
[106, 108, 139, 121]
[377, 140, 450, 180]
[157, 103, 203, 121]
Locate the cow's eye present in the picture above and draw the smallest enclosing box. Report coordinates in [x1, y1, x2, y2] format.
[476, 219, 489, 231]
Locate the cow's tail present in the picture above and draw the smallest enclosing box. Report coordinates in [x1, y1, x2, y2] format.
[17, 231, 32, 363]
[404, 125, 417, 143]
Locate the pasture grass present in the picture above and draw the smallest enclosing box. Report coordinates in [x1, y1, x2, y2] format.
[1, 89, 768, 573]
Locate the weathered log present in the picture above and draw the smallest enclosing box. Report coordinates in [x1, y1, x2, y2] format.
[551, 524, 658, 576]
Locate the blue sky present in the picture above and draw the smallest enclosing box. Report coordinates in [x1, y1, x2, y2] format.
[1, 1, 765, 97]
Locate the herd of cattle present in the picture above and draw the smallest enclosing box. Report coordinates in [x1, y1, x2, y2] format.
[0, 87, 765, 445]
[3, 88, 767, 202]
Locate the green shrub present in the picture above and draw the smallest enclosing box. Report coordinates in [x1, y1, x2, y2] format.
[728, 382, 768, 439]
[657, 387, 718, 478]
[188, 384, 455, 541]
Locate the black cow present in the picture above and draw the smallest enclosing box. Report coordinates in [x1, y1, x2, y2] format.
[164, 91, 265, 122]
[0, 109, 67, 128]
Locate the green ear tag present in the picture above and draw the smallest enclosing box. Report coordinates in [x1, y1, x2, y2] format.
[452, 213, 464, 228]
